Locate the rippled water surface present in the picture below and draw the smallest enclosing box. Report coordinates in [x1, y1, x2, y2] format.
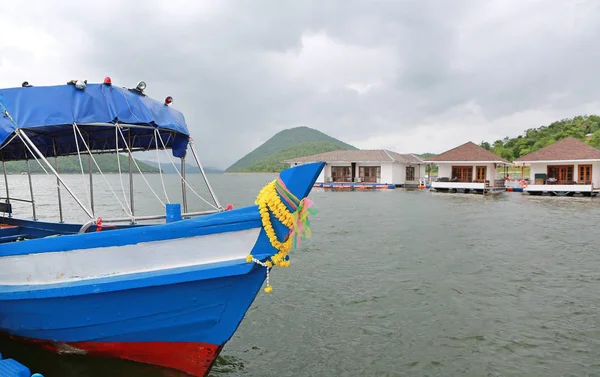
[1, 173, 600, 377]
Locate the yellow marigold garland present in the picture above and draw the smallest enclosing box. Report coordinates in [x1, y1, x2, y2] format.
[246, 178, 315, 293]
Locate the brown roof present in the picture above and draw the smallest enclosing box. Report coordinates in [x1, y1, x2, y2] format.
[424, 141, 509, 163]
[283, 149, 424, 164]
[514, 136, 600, 162]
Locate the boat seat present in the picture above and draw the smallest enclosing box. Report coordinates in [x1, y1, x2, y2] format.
[0, 202, 11, 215]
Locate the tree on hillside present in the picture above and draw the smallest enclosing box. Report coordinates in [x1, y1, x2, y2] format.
[488, 115, 600, 159]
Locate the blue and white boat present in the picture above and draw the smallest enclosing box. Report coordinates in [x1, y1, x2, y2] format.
[0, 79, 324, 377]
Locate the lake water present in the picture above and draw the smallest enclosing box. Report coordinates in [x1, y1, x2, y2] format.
[1, 173, 599, 377]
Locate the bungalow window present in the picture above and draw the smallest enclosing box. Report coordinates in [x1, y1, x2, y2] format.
[359, 166, 380, 182]
[331, 166, 351, 182]
[579, 165, 592, 183]
[451, 166, 472, 182]
[547, 165, 574, 184]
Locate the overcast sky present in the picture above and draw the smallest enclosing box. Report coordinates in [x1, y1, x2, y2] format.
[1, 0, 599, 169]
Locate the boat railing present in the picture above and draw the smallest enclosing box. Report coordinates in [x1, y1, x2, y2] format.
[0, 197, 32, 203]
[2, 124, 223, 229]
[77, 209, 221, 233]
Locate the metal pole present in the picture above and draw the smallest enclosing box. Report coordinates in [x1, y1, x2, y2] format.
[128, 129, 135, 219]
[181, 157, 188, 213]
[26, 158, 36, 221]
[17, 129, 93, 219]
[2, 162, 9, 202]
[189, 139, 222, 209]
[88, 152, 95, 217]
[2, 160, 10, 218]
[55, 156, 63, 223]
[52, 140, 64, 223]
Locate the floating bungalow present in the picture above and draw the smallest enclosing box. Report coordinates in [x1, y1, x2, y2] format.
[513, 136, 600, 196]
[425, 142, 510, 194]
[284, 150, 426, 189]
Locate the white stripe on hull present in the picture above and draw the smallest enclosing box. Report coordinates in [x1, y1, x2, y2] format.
[0, 228, 260, 286]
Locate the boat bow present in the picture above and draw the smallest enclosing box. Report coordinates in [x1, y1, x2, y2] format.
[0, 80, 326, 377]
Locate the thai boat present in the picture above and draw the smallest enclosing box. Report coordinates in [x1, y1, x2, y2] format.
[0, 79, 324, 377]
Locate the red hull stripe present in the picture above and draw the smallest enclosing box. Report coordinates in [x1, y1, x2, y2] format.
[8, 335, 222, 377]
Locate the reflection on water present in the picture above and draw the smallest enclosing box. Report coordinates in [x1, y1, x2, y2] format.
[2, 173, 600, 377]
[210, 355, 247, 376]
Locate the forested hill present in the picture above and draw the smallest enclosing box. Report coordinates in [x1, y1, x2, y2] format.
[479, 115, 600, 161]
[226, 126, 357, 173]
[415, 153, 437, 160]
[4, 154, 158, 174]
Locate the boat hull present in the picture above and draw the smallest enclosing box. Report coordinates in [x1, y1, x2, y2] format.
[1, 263, 267, 376]
[8, 337, 223, 377]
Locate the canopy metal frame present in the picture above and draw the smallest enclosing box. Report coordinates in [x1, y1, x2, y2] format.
[0, 123, 223, 226]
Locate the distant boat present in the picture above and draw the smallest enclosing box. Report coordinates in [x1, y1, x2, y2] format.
[0, 80, 324, 377]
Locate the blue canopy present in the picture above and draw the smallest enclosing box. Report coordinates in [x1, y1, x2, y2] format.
[0, 83, 190, 161]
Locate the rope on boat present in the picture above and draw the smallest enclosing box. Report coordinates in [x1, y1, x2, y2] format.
[116, 86, 204, 208]
[246, 176, 317, 293]
[154, 129, 171, 204]
[116, 125, 166, 208]
[72, 123, 92, 211]
[16, 132, 50, 176]
[73, 123, 133, 219]
[115, 124, 133, 217]
[2, 103, 57, 183]
[155, 131, 219, 210]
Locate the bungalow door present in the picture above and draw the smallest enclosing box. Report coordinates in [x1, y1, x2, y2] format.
[331, 166, 351, 182]
[406, 166, 415, 181]
[359, 166, 380, 183]
[547, 165, 574, 184]
[451, 166, 473, 182]
[475, 166, 487, 182]
[579, 165, 592, 184]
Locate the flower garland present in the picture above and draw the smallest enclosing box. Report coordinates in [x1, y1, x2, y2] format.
[246, 176, 317, 293]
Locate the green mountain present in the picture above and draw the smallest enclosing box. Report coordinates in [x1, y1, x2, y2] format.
[479, 115, 600, 161]
[4, 154, 159, 174]
[226, 126, 357, 173]
[415, 152, 437, 159]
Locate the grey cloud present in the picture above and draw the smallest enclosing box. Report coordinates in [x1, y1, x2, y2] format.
[3, 0, 600, 167]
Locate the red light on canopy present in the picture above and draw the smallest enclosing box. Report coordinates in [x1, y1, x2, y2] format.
[104, 77, 112, 85]
[165, 96, 173, 105]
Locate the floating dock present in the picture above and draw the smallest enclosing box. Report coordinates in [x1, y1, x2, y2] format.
[313, 183, 396, 190]
[312, 184, 552, 194]
[0, 353, 43, 377]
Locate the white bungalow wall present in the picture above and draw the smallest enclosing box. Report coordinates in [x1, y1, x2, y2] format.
[392, 162, 404, 183]
[392, 163, 426, 183]
[528, 162, 600, 187]
[437, 162, 498, 182]
[356, 162, 425, 185]
[290, 161, 426, 185]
